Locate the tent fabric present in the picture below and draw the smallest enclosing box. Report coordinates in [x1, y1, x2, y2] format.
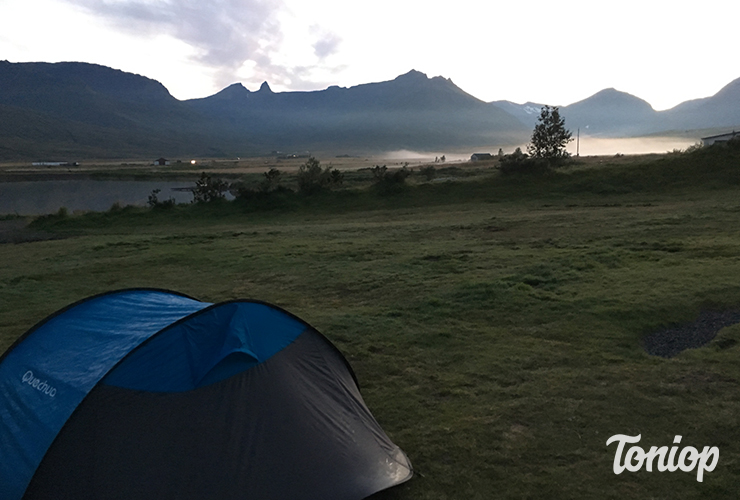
[0, 289, 210, 500]
[102, 301, 310, 392]
[0, 289, 412, 500]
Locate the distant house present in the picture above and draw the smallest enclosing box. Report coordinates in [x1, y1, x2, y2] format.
[701, 131, 738, 147]
[470, 153, 493, 161]
[154, 157, 170, 166]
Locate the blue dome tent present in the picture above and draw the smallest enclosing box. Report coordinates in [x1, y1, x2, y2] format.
[0, 289, 412, 500]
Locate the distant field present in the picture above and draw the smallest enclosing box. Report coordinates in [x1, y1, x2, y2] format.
[2, 145, 740, 498]
[0, 133, 700, 180]
[0, 153, 440, 180]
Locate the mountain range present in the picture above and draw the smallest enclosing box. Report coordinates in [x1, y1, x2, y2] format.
[0, 61, 738, 160]
[494, 78, 740, 137]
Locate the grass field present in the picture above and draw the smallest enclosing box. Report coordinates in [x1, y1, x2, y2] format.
[2, 145, 740, 498]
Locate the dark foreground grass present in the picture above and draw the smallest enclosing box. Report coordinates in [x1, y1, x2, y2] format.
[3, 146, 740, 498]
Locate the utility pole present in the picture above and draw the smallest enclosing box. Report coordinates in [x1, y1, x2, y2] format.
[576, 128, 580, 157]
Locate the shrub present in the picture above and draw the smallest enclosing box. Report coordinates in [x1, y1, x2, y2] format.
[147, 189, 176, 209]
[684, 142, 703, 154]
[260, 167, 282, 193]
[297, 157, 343, 194]
[419, 165, 437, 181]
[371, 165, 388, 182]
[498, 147, 527, 169]
[329, 168, 345, 186]
[192, 172, 229, 203]
[499, 148, 549, 175]
[371, 165, 412, 192]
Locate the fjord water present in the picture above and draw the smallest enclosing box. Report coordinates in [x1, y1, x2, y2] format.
[0, 180, 196, 215]
[0, 136, 698, 215]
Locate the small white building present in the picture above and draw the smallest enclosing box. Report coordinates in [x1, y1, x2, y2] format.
[153, 157, 170, 166]
[701, 131, 739, 147]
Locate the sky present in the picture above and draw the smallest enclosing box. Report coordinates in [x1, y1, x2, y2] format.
[1, 0, 738, 111]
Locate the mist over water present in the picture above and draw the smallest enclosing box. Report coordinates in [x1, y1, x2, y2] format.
[564, 136, 699, 156]
[383, 136, 700, 163]
[382, 150, 440, 161]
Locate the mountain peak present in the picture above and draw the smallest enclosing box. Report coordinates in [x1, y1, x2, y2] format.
[224, 83, 250, 94]
[395, 69, 428, 81]
[560, 87, 657, 136]
[203, 83, 250, 103]
[714, 76, 740, 99]
[569, 87, 654, 112]
[258, 81, 273, 93]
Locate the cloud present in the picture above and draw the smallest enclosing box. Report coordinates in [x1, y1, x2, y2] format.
[311, 30, 341, 59]
[62, 0, 295, 88]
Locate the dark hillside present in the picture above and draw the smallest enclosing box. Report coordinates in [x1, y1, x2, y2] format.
[185, 70, 529, 152]
[661, 77, 740, 131]
[0, 63, 529, 159]
[0, 61, 241, 159]
[0, 61, 177, 127]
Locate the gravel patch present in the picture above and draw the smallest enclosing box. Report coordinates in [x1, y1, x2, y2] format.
[643, 310, 740, 358]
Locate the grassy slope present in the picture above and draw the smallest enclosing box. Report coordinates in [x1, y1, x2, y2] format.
[2, 146, 740, 498]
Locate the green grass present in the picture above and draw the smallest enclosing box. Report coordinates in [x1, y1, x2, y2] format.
[3, 145, 740, 498]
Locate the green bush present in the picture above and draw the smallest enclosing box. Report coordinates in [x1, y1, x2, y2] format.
[297, 157, 343, 194]
[147, 189, 176, 209]
[499, 148, 549, 175]
[372, 165, 411, 184]
[329, 168, 345, 186]
[369, 165, 412, 194]
[419, 165, 437, 181]
[192, 172, 229, 203]
[499, 148, 540, 174]
[260, 167, 282, 193]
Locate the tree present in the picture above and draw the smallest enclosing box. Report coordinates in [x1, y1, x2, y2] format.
[527, 105, 573, 160]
